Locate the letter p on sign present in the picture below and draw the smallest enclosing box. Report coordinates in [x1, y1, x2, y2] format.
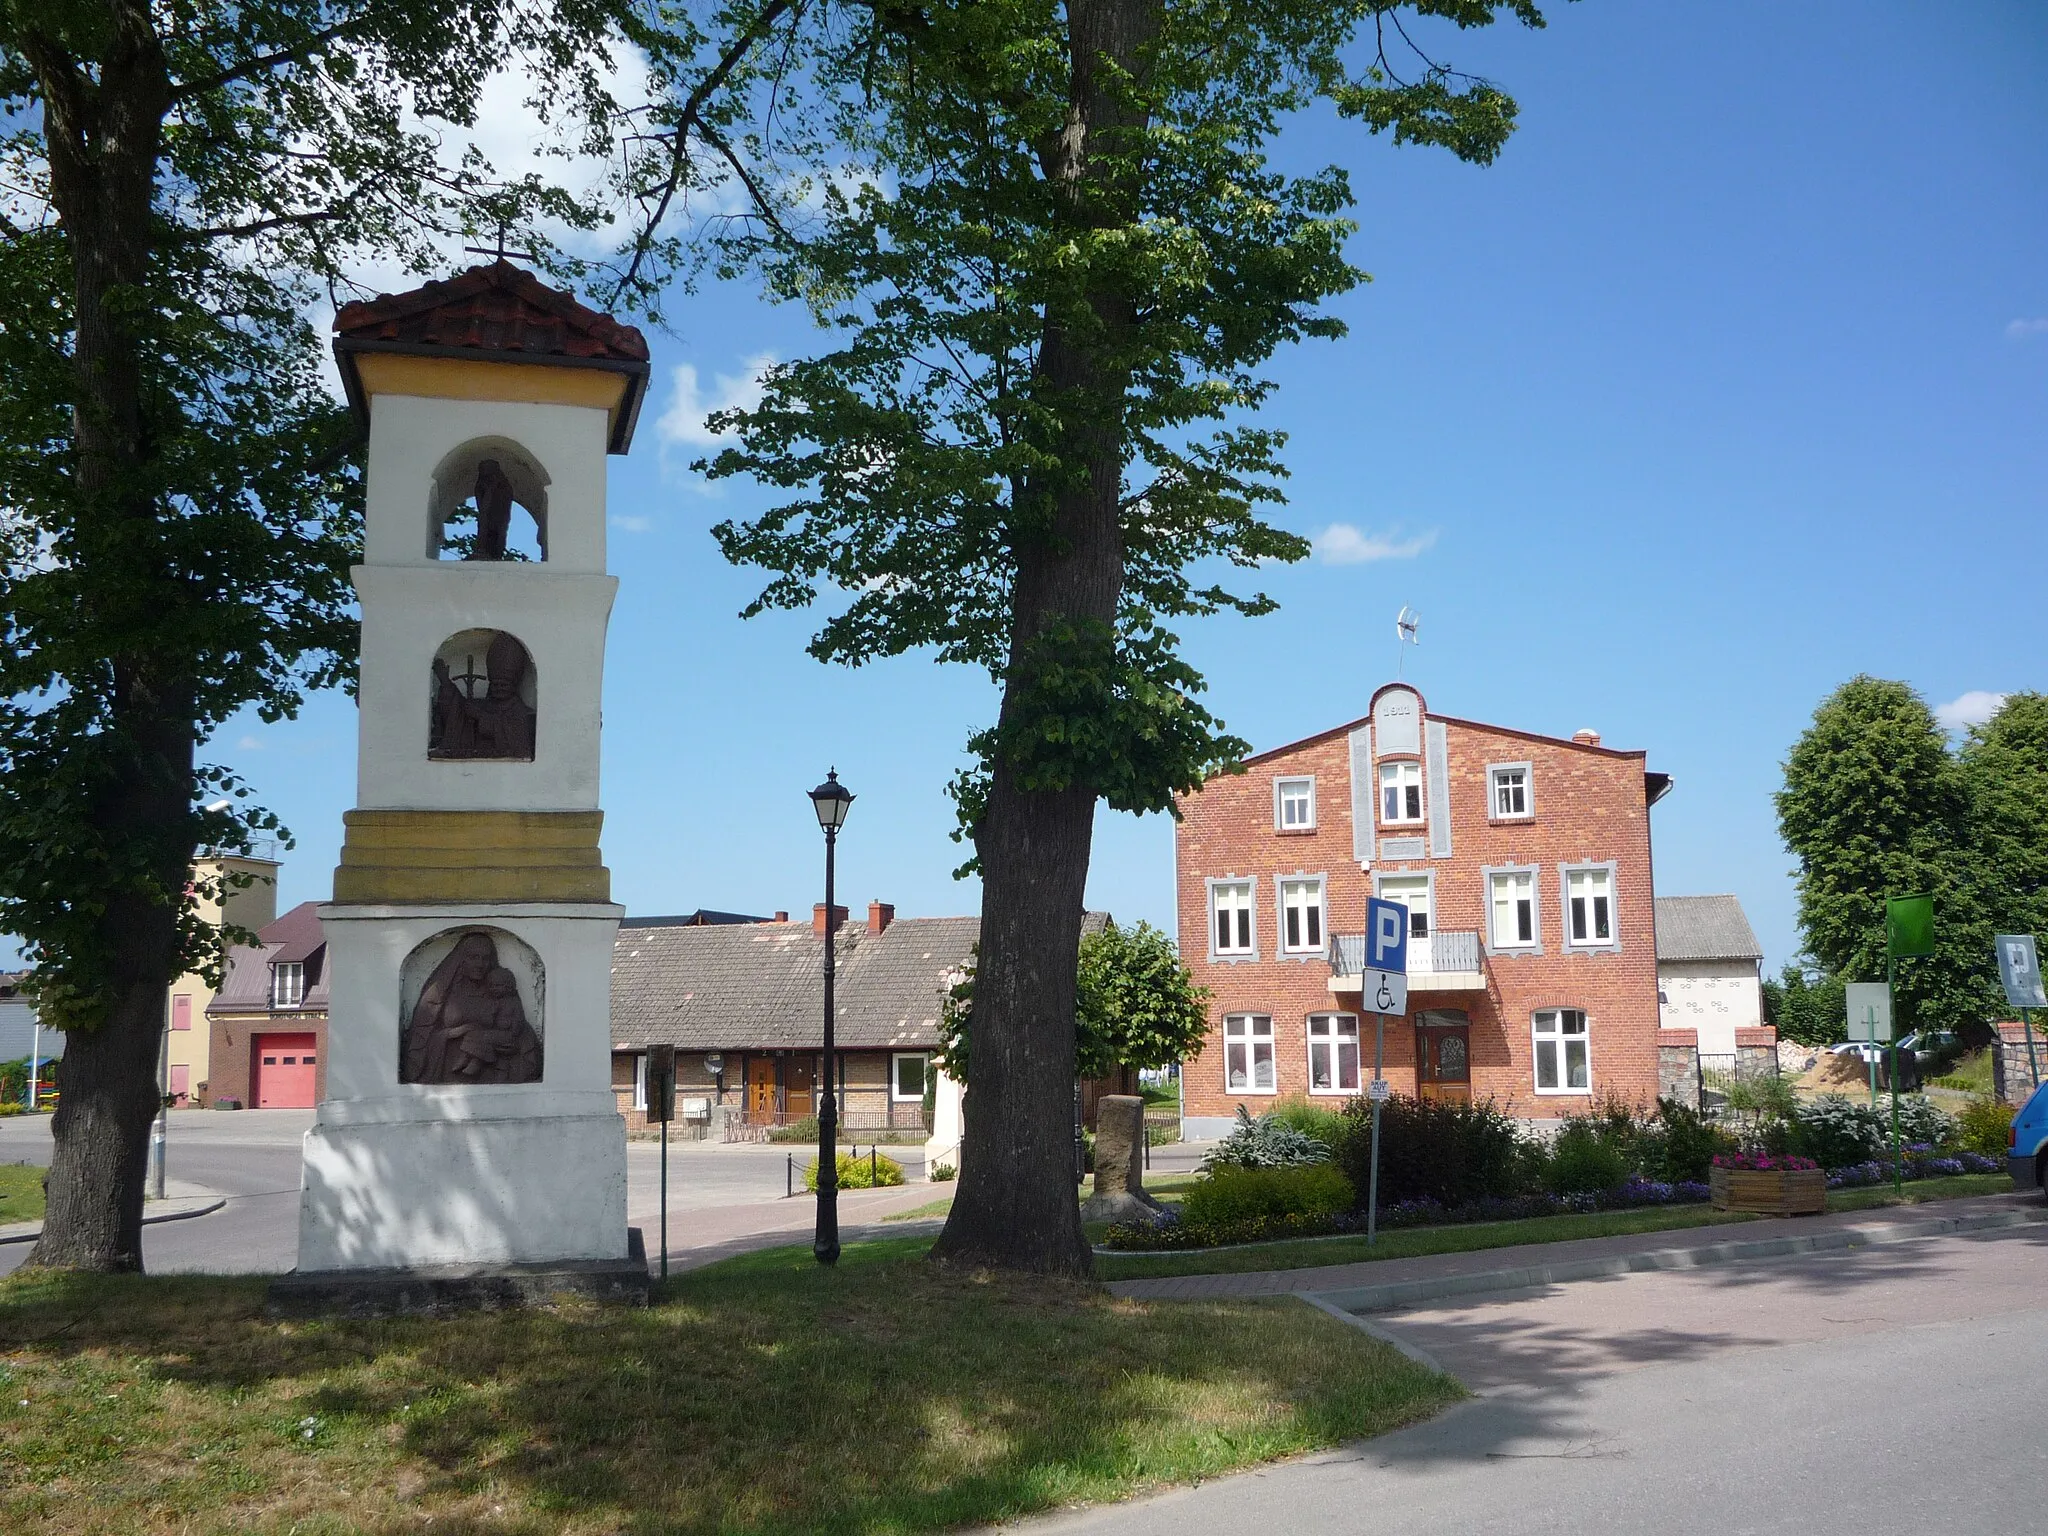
[1367, 897, 1409, 974]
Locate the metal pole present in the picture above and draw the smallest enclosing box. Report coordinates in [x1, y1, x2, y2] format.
[151, 999, 169, 1201]
[1367, 1015, 1385, 1246]
[814, 824, 841, 1265]
[870, 1145, 876, 1187]
[659, 1116, 669, 1281]
[28, 1019, 39, 1110]
[2025, 1006, 2040, 1090]
[1887, 952, 1902, 1195]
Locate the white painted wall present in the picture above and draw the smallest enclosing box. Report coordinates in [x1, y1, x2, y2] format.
[0, 999, 55, 1063]
[1658, 959, 1762, 1056]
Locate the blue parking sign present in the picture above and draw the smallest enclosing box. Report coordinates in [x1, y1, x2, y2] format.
[1367, 896, 1409, 975]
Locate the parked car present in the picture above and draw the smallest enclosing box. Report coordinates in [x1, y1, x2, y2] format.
[2009, 1081, 2048, 1199]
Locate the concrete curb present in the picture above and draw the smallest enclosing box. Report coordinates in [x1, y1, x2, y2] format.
[1310, 1206, 2048, 1316]
[1295, 1291, 1458, 1379]
[0, 1194, 227, 1247]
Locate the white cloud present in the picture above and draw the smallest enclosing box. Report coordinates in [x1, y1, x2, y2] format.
[609, 514, 653, 534]
[236, 735, 265, 750]
[2006, 318, 2048, 341]
[1935, 690, 2008, 730]
[657, 353, 777, 448]
[1311, 525, 1438, 566]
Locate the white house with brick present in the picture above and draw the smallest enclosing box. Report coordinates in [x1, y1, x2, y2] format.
[1655, 894, 1764, 1057]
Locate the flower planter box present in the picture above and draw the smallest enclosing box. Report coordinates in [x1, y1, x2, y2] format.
[1710, 1165, 1826, 1216]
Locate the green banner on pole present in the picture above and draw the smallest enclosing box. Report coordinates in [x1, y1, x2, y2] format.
[1885, 894, 1934, 959]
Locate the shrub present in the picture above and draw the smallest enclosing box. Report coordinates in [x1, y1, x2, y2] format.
[1336, 1093, 1530, 1208]
[1546, 1122, 1631, 1195]
[767, 1117, 820, 1144]
[1180, 1164, 1354, 1226]
[803, 1151, 904, 1191]
[1264, 1094, 1349, 1150]
[1956, 1097, 2015, 1159]
[929, 1160, 957, 1182]
[1791, 1094, 1885, 1170]
[1894, 1095, 1957, 1150]
[1650, 1098, 1735, 1182]
[1202, 1105, 1332, 1170]
[0, 1100, 21, 1117]
[0, 1057, 24, 1103]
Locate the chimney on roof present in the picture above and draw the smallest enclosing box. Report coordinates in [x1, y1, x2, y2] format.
[868, 900, 895, 935]
[1573, 728, 1601, 747]
[773, 910, 789, 923]
[813, 903, 848, 938]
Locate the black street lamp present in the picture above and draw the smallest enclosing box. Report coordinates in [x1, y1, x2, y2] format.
[808, 768, 854, 1265]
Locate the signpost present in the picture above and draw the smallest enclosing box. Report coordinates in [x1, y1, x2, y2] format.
[645, 1043, 677, 1279]
[1361, 897, 1409, 1247]
[1844, 981, 1892, 1107]
[1884, 895, 1935, 1194]
[1996, 934, 2046, 1090]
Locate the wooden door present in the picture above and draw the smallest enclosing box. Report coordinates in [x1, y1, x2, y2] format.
[1415, 1024, 1471, 1103]
[253, 1032, 318, 1109]
[747, 1057, 778, 1120]
[784, 1057, 816, 1120]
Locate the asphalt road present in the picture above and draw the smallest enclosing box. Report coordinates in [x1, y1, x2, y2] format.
[0, 1109, 874, 1275]
[1011, 1224, 2048, 1536]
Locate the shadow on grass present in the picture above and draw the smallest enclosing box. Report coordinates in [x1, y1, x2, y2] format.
[0, 1237, 1458, 1536]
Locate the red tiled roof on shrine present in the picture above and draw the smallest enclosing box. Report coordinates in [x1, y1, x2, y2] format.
[333, 261, 651, 451]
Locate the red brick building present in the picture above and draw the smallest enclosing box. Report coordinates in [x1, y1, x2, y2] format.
[1176, 682, 1673, 1136]
[204, 901, 330, 1109]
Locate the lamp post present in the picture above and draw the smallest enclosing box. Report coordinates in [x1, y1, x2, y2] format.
[808, 769, 854, 1266]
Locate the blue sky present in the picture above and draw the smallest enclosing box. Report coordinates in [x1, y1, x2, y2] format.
[188, 1, 2044, 976]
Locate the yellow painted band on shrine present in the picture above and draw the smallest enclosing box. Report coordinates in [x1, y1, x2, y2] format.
[354, 353, 629, 424]
[333, 809, 610, 903]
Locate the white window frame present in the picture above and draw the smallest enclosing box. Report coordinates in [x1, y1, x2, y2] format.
[1379, 760, 1424, 824]
[1562, 863, 1620, 950]
[1208, 877, 1258, 960]
[632, 1053, 648, 1112]
[891, 1051, 930, 1103]
[1223, 1013, 1276, 1095]
[270, 961, 305, 1008]
[1486, 868, 1540, 952]
[1274, 775, 1317, 832]
[1276, 874, 1327, 956]
[1374, 871, 1433, 939]
[1306, 1012, 1361, 1096]
[1488, 761, 1533, 821]
[1532, 1007, 1591, 1095]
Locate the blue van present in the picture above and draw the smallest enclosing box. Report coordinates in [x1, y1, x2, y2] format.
[2010, 1081, 2048, 1197]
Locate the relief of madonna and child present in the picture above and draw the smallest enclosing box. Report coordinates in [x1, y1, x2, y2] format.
[401, 930, 544, 1086]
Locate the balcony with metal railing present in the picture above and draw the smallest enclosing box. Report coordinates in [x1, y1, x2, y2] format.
[1329, 929, 1486, 994]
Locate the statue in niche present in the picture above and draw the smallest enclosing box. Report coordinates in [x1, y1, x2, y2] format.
[430, 631, 536, 760]
[454, 458, 545, 562]
[403, 932, 543, 1085]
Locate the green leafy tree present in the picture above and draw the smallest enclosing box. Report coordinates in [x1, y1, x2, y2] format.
[1760, 961, 1846, 1048]
[1960, 691, 2048, 952]
[939, 920, 1209, 1087]
[705, 0, 1545, 1275]
[0, 0, 803, 1271]
[1775, 676, 1999, 1041]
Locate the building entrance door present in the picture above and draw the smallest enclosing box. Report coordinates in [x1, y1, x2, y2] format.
[1414, 1011, 1470, 1103]
[747, 1058, 778, 1120]
[252, 1032, 318, 1109]
[783, 1057, 816, 1121]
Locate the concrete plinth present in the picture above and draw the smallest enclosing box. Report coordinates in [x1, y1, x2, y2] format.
[270, 1229, 649, 1318]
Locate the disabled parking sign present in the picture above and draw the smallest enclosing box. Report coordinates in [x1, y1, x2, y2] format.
[1362, 896, 1409, 1017]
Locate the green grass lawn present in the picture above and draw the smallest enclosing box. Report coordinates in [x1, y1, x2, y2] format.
[0, 1161, 44, 1226]
[0, 1243, 1458, 1536]
[1092, 1173, 2022, 1281]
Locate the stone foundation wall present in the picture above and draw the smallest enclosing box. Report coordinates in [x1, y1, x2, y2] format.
[1994, 1021, 2046, 1104]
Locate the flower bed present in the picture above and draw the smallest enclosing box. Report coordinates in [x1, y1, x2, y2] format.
[1827, 1149, 2001, 1188]
[1102, 1176, 1711, 1253]
[1710, 1153, 1818, 1172]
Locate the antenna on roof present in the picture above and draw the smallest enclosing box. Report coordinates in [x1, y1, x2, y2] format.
[1395, 606, 1421, 679]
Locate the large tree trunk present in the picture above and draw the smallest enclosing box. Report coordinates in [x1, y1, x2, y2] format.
[928, 0, 1156, 1277]
[20, 4, 194, 1273]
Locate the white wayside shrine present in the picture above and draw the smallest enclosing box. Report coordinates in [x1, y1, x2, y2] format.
[273, 263, 652, 1312]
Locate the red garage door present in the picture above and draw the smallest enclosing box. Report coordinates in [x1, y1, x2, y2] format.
[253, 1033, 319, 1109]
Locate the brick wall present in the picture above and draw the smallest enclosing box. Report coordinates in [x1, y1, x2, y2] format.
[205, 1011, 328, 1107]
[1994, 1021, 2047, 1104]
[1176, 686, 1664, 1129]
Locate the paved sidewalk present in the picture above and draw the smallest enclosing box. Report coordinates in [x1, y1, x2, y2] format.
[648, 1182, 950, 1271]
[0, 1178, 227, 1246]
[1106, 1193, 2048, 1309]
